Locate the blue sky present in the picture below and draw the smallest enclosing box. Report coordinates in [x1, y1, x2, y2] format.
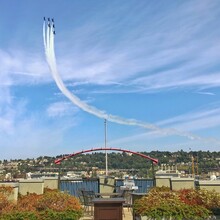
[1, 0, 220, 160]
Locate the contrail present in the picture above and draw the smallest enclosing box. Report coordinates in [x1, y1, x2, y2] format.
[43, 18, 220, 144]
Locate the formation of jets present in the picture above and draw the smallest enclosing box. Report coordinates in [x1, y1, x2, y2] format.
[44, 17, 55, 35]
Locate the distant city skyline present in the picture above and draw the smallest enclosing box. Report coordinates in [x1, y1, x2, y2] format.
[1, 0, 220, 159]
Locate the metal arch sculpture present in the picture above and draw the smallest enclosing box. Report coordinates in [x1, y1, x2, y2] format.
[54, 147, 158, 165]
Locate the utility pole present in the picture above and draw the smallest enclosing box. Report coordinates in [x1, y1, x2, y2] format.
[104, 119, 108, 176]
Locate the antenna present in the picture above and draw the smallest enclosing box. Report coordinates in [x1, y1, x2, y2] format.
[104, 119, 108, 176]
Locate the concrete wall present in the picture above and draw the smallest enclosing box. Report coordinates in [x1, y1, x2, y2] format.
[19, 179, 44, 195]
[43, 177, 58, 190]
[1, 178, 220, 199]
[0, 178, 58, 200]
[171, 177, 195, 190]
[155, 177, 220, 192]
[155, 177, 171, 188]
[197, 180, 220, 193]
[0, 182, 19, 201]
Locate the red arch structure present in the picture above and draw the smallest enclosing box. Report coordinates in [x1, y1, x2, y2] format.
[54, 147, 158, 165]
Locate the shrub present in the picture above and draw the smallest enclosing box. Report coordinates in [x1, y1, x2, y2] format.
[0, 189, 83, 220]
[0, 211, 38, 220]
[178, 188, 220, 217]
[35, 190, 82, 212]
[16, 193, 42, 212]
[134, 187, 214, 220]
[0, 186, 14, 214]
[38, 210, 83, 220]
[0, 186, 13, 196]
[178, 188, 220, 210]
[0, 210, 82, 220]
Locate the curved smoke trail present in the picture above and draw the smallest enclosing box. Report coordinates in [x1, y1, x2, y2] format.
[43, 19, 219, 143]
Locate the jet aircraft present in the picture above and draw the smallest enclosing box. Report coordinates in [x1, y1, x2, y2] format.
[44, 17, 55, 34]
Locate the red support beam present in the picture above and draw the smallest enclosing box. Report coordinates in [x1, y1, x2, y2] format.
[54, 147, 158, 165]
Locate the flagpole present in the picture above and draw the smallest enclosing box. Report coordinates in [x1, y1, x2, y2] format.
[105, 119, 108, 176]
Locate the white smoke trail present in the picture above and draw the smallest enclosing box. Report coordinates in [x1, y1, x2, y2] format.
[43, 20, 220, 144]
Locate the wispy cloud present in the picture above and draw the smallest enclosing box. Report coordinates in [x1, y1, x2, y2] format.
[158, 106, 220, 130]
[107, 104, 220, 148]
[0, 49, 50, 86]
[43, 0, 220, 96]
[47, 101, 79, 117]
[195, 91, 215, 96]
[1, 0, 220, 94]
[0, 121, 64, 159]
[0, 98, 79, 159]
